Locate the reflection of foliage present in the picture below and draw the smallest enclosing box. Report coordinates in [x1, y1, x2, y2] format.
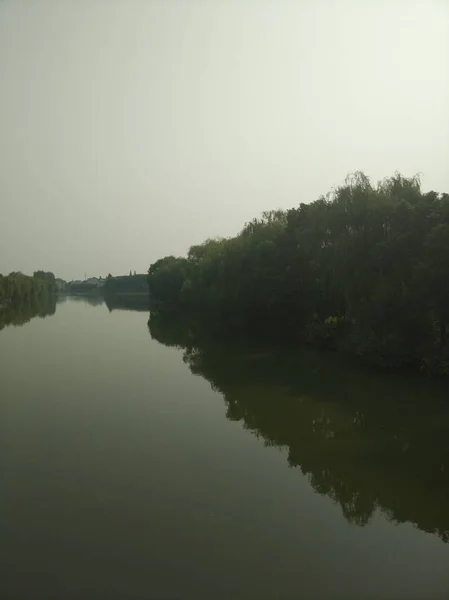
[66, 292, 150, 311]
[0, 293, 56, 331]
[68, 282, 102, 295]
[149, 316, 449, 543]
[67, 294, 104, 307]
[104, 294, 149, 312]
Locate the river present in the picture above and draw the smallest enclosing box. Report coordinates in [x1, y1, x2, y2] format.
[1, 296, 449, 599]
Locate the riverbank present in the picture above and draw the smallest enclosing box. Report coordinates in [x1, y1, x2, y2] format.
[147, 173, 449, 376]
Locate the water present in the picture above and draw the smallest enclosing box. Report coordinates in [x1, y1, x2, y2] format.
[1, 296, 448, 599]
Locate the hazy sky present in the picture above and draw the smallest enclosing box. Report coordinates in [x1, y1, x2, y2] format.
[1, 1, 448, 280]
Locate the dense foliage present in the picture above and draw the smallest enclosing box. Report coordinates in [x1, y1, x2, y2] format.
[148, 173, 449, 373]
[0, 271, 56, 305]
[64, 274, 148, 297]
[102, 274, 148, 296]
[68, 281, 102, 295]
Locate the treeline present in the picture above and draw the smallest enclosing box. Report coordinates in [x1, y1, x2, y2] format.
[147, 172, 449, 374]
[65, 274, 148, 296]
[68, 281, 102, 295]
[102, 274, 148, 296]
[0, 271, 56, 304]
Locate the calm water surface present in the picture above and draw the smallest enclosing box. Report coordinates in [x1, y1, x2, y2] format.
[1, 296, 449, 599]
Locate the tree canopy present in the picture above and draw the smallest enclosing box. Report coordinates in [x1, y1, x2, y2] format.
[148, 172, 449, 374]
[0, 271, 56, 305]
[102, 274, 148, 296]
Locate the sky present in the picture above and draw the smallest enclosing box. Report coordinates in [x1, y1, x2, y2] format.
[0, 0, 448, 281]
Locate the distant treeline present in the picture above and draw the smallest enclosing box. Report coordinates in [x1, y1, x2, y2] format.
[102, 274, 148, 296]
[68, 281, 102, 295]
[66, 274, 148, 296]
[0, 271, 56, 305]
[147, 172, 449, 374]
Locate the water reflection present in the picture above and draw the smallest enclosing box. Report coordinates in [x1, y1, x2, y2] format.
[60, 293, 104, 306]
[148, 311, 449, 543]
[0, 293, 151, 332]
[104, 294, 149, 312]
[58, 293, 150, 311]
[0, 294, 56, 331]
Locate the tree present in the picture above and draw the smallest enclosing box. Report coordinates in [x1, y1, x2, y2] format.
[0, 271, 57, 304]
[147, 172, 449, 373]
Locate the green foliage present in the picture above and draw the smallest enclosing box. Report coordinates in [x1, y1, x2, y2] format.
[33, 271, 56, 286]
[102, 274, 148, 296]
[0, 271, 56, 306]
[147, 257, 191, 309]
[148, 172, 449, 373]
[68, 282, 102, 294]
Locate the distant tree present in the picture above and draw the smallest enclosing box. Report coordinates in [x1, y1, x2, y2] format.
[102, 274, 148, 296]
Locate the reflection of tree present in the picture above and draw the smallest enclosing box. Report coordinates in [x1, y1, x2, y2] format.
[68, 294, 104, 307]
[104, 294, 149, 312]
[149, 312, 449, 543]
[0, 294, 57, 331]
[66, 294, 150, 311]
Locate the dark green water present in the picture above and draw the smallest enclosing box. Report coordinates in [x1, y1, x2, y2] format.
[1, 296, 448, 599]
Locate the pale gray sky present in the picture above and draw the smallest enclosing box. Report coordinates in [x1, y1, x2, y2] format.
[1, 0, 448, 280]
